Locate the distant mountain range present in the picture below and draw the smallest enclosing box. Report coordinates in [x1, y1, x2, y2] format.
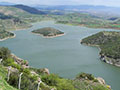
[0, 2, 15, 5]
[0, 2, 120, 16]
[0, 2, 45, 15]
[34, 5, 120, 11]
[33, 5, 120, 16]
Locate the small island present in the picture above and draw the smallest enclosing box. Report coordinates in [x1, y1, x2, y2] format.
[32, 27, 64, 38]
[81, 31, 120, 67]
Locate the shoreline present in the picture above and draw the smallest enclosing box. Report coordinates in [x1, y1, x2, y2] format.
[80, 40, 120, 67]
[57, 22, 120, 30]
[32, 32, 65, 38]
[7, 53, 111, 90]
[0, 24, 32, 42]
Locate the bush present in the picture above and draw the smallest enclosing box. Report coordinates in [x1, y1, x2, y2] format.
[3, 58, 14, 66]
[41, 74, 75, 90]
[8, 72, 19, 88]
[93, 79, 98, 82]
[41, 74, 59, 86]
[8, 72, 38, 90]
[76, 73, 95, 80]
[0, 47, 11, 60]
[3, 58, 21, 70]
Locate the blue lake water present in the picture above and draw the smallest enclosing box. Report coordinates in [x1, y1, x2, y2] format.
[0, 21, 120, 90]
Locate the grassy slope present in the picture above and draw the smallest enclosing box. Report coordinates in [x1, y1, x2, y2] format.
[0, 65, 18, 90]
[0, 64, 110, 90]
[0, 6, 33, 39]
[0, 6, 31, 17]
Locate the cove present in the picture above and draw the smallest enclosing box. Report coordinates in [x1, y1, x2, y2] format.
[0, 21, 120, 90]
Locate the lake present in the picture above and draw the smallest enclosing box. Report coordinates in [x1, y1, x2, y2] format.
[0, 21, 120, 90]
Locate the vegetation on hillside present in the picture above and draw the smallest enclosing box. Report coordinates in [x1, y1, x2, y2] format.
[0, 6, 33, 30]
[56, 13, 120, 30]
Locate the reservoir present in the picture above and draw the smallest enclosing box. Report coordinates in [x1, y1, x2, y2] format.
[0, 21, 120, 90]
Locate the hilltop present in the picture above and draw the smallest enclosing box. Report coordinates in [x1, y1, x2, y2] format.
[13, 4, 45, 15]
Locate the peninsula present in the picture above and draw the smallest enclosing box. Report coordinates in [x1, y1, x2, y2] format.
[81, 31, 120, 67]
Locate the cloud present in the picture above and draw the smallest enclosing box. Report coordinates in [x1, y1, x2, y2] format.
[1, 0, 120, 7]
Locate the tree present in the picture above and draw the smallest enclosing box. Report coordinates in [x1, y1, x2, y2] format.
[0, 47, 11, 60]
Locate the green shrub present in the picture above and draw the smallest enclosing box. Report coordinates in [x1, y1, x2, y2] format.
[42, 74, 75, 90]
[93, 79, 98, 82]
[41, 74, 59, 86]
[3, 58, 14, 65]
[0, 47, 11, 60]
[3, 58, 21, 70]
[76, 73, 95, 80]
[8, 72, 19, 88]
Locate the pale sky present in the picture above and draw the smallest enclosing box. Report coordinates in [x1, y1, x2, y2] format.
[1, 0, 120, 7]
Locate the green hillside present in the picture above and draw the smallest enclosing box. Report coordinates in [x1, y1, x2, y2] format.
[0, 65, 18, 90]
[0, 6, 32, 31]
[0, 6, 31, 18]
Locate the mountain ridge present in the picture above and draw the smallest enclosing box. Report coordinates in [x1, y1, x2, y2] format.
[13, 4, 46, 15]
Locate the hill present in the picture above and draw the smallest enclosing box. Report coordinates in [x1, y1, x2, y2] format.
[0, 5, 33, 40]
[0, 5, 35, 31]
[0, 5, 32, 17]
[81, 31, 120, 67]
[13, 4, 45, 15]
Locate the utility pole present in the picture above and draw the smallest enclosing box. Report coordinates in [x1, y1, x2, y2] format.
[37, 78, 42, 90]
[0, 58, 3, 64]
[7, 66, 11, 82]
[18, 73, 23, 90]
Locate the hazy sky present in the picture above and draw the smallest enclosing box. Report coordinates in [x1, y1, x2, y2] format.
[1, 0, 120, 7]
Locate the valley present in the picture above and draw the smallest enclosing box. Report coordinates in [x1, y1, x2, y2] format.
[0, 3, 120, 90]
